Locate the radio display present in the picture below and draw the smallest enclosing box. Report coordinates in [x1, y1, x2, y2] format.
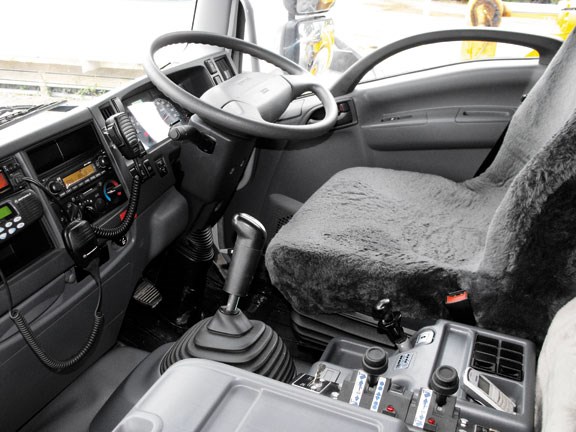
[63, 164, 96, 188]
[0, 205, 13, 220]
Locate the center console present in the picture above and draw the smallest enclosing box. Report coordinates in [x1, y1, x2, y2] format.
[111, 316, 535, 432]
[109, 214, 536, 432]
[306, 320, 535, 432]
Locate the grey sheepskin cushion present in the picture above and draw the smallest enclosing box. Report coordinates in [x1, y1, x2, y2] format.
[266, 29, 576, 344]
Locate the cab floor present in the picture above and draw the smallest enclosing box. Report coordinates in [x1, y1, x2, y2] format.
[19, 346, 148, 432]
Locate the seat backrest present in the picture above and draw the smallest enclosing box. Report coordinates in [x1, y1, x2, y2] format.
[476, 111, 576, 342]
[480, 29, 576, 185]
[471, 31, 576, 342]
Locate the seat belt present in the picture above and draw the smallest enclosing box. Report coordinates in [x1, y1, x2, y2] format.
[445, 290, 477, 326]
[473, 124, 509, 177]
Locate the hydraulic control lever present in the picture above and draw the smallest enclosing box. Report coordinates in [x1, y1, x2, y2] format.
[222, 213, 267, 314]
[430, 365, 460, 407]
[362, 346, 388, 387]
[373, 298, 411, 352]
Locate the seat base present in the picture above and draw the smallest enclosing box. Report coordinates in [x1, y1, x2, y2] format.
[290, 310, 422, 351]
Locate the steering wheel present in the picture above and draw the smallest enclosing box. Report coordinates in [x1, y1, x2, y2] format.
[144, 31, 338, 140]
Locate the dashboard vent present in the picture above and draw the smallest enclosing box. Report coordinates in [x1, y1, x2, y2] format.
[215, 56, 234, 81]
[471, 335, 524, 381]
[100, 104, 115, 121]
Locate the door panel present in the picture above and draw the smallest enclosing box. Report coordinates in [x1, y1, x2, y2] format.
[226, 59, 546, 244]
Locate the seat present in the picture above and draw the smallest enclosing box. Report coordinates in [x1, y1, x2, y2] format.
[266, 29, 576, 344]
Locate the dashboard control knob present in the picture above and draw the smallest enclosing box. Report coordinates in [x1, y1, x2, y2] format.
[48, 181, 64, 194]
[94, 197, 106, 212]
[96, 155, 109, 169]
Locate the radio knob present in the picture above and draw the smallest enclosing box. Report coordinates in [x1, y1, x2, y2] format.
[48, 181, 64, 194]
[96, 155, 109, 169]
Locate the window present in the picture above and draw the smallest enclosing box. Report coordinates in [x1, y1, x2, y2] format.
[247, 0, 574, 82]
[0, 0, 197, 106]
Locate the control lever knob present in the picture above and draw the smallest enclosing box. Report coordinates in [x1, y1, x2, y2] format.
[222, 213, 267, 313]
[372, 298, 394, 322]
[430, 365, 459, 407]
[362, 347, 388, 387]
[168, 124, 195, 141]
[374, 298, 409, 350]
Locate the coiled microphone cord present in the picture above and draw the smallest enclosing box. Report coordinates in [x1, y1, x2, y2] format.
[0, 261, 104, 372]
[91, 174, 141, 240]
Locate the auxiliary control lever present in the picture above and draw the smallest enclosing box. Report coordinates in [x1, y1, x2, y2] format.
[373, 298, 411, 352]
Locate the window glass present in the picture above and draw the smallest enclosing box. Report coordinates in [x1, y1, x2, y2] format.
[0, 0, 197, 107]
[248, 0, 574, 83]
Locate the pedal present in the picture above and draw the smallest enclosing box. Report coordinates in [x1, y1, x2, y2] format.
[133, 279, 162, 308]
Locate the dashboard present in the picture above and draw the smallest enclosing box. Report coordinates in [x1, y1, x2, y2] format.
[124, 62, 221, 150]
[126, 91, 189, 150]
[0, 49, 238, 431]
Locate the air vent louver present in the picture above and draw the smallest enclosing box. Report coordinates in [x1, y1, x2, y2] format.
[100, 104, 115, 121]
[215, 56, 234, 81]
[471, 335, 524, 381]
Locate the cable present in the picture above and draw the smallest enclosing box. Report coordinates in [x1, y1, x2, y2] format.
[0, 262, 104, 372]
[91, 174, 141, 239]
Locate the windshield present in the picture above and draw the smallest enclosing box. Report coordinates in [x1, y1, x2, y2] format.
[248, 0, 574, 83]
[0, 0, 197, 108]
[2, 0, 573, 109]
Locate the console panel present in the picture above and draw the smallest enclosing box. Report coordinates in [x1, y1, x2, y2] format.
[310, 320, 535, 432]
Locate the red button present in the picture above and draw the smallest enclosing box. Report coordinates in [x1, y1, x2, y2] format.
[386, 405, 395, 413]
[427, 418, 436, 425]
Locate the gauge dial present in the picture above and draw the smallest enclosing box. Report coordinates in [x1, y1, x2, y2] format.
[154, 98, 186, 126]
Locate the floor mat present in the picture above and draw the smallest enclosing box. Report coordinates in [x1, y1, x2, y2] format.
[119, 261, 320, 372]
[19, 346, 148, 432]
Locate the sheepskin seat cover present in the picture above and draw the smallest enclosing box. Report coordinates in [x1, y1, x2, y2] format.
[266, 29, 576, 344]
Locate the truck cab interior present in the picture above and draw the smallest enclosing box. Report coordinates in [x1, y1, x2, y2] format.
[1, 0, 575, 431]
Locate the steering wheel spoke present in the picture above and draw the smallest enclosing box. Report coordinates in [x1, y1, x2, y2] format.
[145, 31, 338, 140]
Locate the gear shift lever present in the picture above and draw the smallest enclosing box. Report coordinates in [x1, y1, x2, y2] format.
[373, 299, 411, 352]
[160, 213, 295, 383]
[223, 213, 267, 314]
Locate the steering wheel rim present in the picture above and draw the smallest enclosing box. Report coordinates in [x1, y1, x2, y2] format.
[144, 31, 338, 140]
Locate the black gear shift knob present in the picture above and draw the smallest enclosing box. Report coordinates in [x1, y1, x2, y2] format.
[222, 213, 267, 313]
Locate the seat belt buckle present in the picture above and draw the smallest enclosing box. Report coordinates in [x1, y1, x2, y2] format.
[445, 290, 476, 326]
